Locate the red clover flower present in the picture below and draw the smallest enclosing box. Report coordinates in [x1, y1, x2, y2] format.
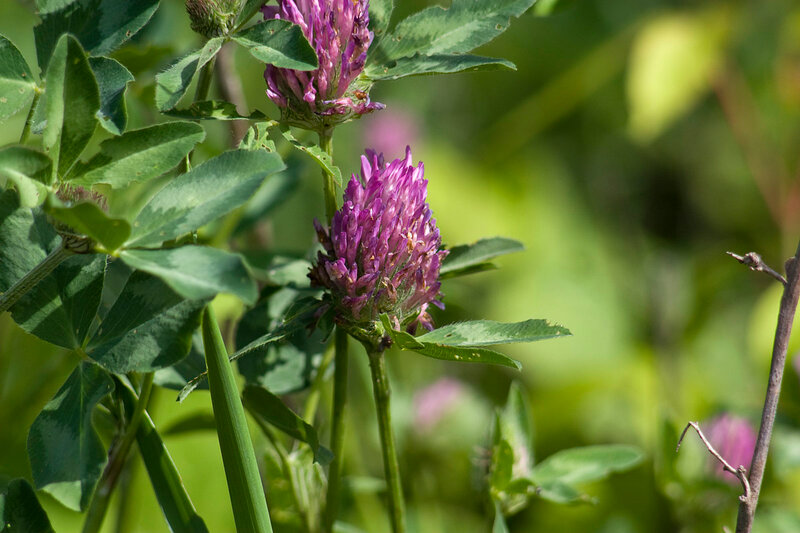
[309, 147, 447, 333]
[705, 414, 756, 484]
[262, 0, 384, 131]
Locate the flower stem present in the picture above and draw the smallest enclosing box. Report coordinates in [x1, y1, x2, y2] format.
[202, 305, 273, 533]
[195, 56, 217, 102]
[82, 373, 154, 533]
[735, 241, 800, 532]
[19, 90, 40, 145]
[0, 243, 73, 313]
[318, 129, 337, 223]
[323, 328, 349, 533]
[367, 349, 406, 533]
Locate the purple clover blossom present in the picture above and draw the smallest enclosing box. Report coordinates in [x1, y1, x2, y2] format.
[309, 147, 447, 332]
[413, 378, 465, 431]
[262, 0, 384, 131]
[705, 414, 756, 484]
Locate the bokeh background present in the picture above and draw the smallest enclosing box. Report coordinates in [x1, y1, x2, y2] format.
[3, 0, 800, 531]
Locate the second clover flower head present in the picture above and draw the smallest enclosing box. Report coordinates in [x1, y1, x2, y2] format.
[262, 0, 384, 132]
[310, 147, 448, 333]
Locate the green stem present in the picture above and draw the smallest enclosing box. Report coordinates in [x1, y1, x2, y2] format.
[19, 90, 40, 144]
[251, 415, 314, 533]
[0, 243, 73, 313]
[367, 350, 406, 533]
[202, 305, 273, 533]
[195, 57, 216, 102]
[82, 373, 154, 533]
[302, 340, 335, 423]
[318, 129, 337, 223]
[323, 328, 349, 533]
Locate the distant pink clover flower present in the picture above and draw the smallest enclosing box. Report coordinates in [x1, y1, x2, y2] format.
[705, 414, 756, 484]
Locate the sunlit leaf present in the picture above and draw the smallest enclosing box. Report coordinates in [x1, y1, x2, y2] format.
[532, 445, 645, 487]
[439, 236, 524, 278]
[119, 246, 258, 304]
[68, 121, 205, 188]
[165, 100, 267, 121]
[366, 53, 514, 80]
[0, 34, 37, 122]
[232, 19, 317, 70]
[126, 149, 284, 247]
[155, 38, 223, 111]
[417, 319, 570, 346]
[0, 146, 52, 207]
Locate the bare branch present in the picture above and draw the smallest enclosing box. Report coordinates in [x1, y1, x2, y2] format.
[727, 251, 787, 285]
[677, 421, 751, 502]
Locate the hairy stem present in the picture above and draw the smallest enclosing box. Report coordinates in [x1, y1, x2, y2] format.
[367, 350, 406, 533]
[323, 328, 349, 533]
[19, 90, 40, 145]
[82, 373, 154, 533]
[318, 129, 337, 223]
[202, 305, 273, 533]
[0, 244, 73, 313]
[736, 242, 800, 532]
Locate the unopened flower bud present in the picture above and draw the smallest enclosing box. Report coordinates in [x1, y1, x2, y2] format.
[185, 0, 240, 38]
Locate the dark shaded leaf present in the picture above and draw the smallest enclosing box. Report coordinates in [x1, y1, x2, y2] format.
[86, 271, 207, 373]
[27, 362, 114, 511]
[153, 331, 209, 391]
[34, 0, 160, 71]
[89, 56, 133, 135]
[243, 385, 333, 465]
[0, 478, 55, 533]
[0, 190, 107, 349]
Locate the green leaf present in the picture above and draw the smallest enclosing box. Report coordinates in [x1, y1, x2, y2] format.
[0, 191, 107, 348]
[532, 445, 645, 487]
[365, 53, 514, 80]
[368, 0, 393, 39]
[492, 501, 509, 533]
[499, 381, 534, 471]
[369, 0, 533, 65]
[89, 56, 134, 135]
[42, 34, 100, 179]
[154, 331, 209, 392]
[233, 172, 298, 236]
[239, 122, 278, 153]
[275, 124, 342, 186]
[417, 319, 571, 346]
[115, 379, 210, 532]
[126, 149, 285, 248]
[235, 0, 267, 29]
[535, 481, 586, 504]
[165, 100, 267, 121]
[27, 362, 114, 511]
[439, 236, 524, 278]
[86, 270, 207, 373]
[232, 19, 318, 70]
[34, 0, 160, 71]
[0, 479, 55, 533]
[0, 35, 37, 122]
[162, 412, 218, 436]
[0, 146, 52, 207]
[243, 385, 334, 465]
[236, 288, 326, 394]
[201, 306, 273, 532]
[490, 421, 514, 493]
[155, 38, 223, 111]
[46, 201, 131, 251]
[119, 246, 258, 304]
[381, 317, 522, 370]
[68, 121, 205, 188]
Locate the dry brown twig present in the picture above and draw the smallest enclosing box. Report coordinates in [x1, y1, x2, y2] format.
[727, 251, 787, 286]
[676, 421, 751, 501]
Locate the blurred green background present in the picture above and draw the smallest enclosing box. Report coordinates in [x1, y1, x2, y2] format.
[3, 0, 800, 531]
